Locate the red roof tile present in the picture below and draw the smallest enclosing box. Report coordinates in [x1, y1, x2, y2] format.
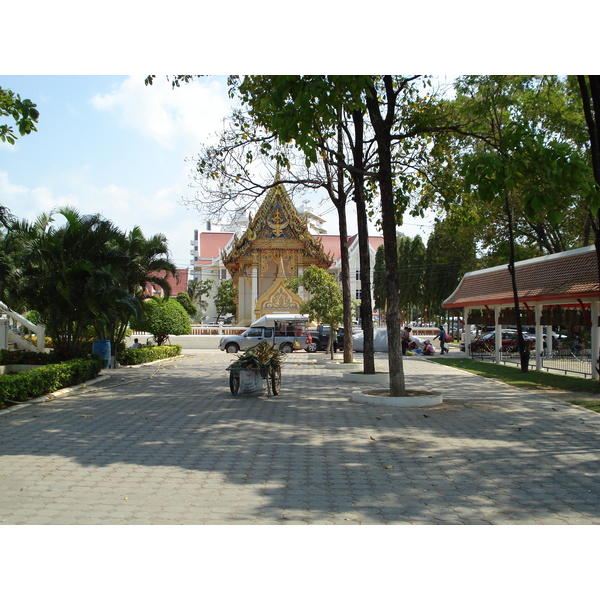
[444, 246, 599, 308]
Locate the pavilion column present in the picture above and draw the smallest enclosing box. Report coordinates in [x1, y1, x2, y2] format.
[252, 268, 258, 316]
[535, 304, 543, 372]
[591, 300, 599, 381]
[494, 308, 502, 364]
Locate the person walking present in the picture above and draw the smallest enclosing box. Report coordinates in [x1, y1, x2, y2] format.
[401, 327, 412, 355]
[433, 326, 449, 354]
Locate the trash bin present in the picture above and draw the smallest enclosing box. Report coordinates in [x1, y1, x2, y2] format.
[92, 340, 111, 369]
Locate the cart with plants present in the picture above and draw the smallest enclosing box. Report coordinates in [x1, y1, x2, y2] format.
[226, 341, 284, 396]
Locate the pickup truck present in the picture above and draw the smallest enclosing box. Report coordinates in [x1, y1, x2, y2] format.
[218, 314, 312, 354]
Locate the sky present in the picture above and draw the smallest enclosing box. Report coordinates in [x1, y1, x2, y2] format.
[3, 4, 596, 272]
[0, 74, 441, 269]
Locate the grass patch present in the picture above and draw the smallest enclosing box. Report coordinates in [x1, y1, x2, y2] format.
[429, 358, 600, 413]
[570, 401, 600, 413]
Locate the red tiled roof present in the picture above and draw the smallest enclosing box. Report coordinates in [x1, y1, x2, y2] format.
[316, 235, 343, 260]
[194, 231, 382, 264]
[315, 234, 384, 261]
[444, 246, 599, 308]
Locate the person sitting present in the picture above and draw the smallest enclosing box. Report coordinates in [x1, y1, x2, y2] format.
[130, 338, 142, 349]
[422, 341, 435, 356]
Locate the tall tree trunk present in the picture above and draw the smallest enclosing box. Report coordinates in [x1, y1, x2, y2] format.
[578, 75, 600, 380]
[366, 79, 406, 396]
[352, 109, 375, 374]
[334, 112, 354, 363]
[505, 189, 529, 372]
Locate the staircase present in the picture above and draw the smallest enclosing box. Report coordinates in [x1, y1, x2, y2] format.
[0, 301, 46, 353]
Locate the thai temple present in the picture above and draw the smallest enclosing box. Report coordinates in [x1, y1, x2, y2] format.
[190, 175, 384, 326]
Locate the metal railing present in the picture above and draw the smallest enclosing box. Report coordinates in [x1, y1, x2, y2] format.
[469, 344, 594, 378]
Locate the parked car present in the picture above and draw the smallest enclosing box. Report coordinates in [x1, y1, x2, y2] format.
[467, 330, 535, 353]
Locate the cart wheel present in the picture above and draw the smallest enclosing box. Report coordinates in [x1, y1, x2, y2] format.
[270, 367, 281, 396]
[229, 371, 240, 395]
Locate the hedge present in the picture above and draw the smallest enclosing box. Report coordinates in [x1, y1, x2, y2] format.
[117, 344, 182, 366]
[0, 356, 104, 408]
[0, 349, 61, 365]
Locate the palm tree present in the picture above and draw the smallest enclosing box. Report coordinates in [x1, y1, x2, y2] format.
[94, 226, 177, 355]
[11, 207, 124, 354]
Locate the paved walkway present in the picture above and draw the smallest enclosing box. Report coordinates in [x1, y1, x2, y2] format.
[1, 349, 599, 524]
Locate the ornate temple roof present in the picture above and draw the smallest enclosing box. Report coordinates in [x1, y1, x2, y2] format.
[221, 176, 333, 269]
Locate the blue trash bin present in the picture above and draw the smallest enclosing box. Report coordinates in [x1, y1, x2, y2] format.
[92, 340, 111, 369]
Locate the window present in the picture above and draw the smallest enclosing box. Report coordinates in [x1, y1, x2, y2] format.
[355, 270, 361, 280]
[220, 269, 227, 280]
[355, 289, 362, 300]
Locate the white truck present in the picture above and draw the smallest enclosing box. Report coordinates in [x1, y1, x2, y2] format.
[218, 314, 313, 354]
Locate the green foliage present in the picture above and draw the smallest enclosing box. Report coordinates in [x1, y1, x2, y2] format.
[424, 218, 477, 315]
[214, 280, 236, 320]
[229, 340, 285, 371]
[175, 292, 197, 317]
[131, 298, 191, 345]
[117, 344, 182, 365]
[373, 245, 387, 312]
[0, 349, 65, 365]
[286, 265, 345, 330]
[0, 357, 104, 407]
[397, 234, 426, 318]
[0, 86, 39, 145]
[3, 208, 176, 355]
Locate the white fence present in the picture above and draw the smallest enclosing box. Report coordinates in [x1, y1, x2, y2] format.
[131, 325, 246, 338]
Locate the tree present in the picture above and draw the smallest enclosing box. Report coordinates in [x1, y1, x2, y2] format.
[131, 297, 191, 346]
[577, 75, 600, 333]
[452, 76, 591, 371]
[190, 86, 359, 365]
[175, 292, 197, 317]
[286, 265, 345, 358]
[94, 226, 177, 359]
[187, 279, 214, 321]
[1, 86, 39, 225]
[0, 86, 39, 145]
[373, 244, 387, 317]
[214, 280, 236, 321]
[8, 208, 125, 354]
[397, 234, 426, 322]
[4, 207, 177, 359]
[423, 217, 477, 319]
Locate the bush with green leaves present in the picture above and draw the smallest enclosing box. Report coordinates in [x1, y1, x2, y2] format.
[117, 344, 182, 365]
[130, 297, 191, 345]
[0, 356, 104, 407]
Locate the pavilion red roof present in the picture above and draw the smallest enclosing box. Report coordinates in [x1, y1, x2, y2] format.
[444, 246, 599, 309]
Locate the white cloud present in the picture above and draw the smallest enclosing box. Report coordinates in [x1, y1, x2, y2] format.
[0, 170, 196, 267]
[90, 76, 232, 151]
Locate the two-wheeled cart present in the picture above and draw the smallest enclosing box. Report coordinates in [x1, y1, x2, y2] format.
[227, 365, 281, 396]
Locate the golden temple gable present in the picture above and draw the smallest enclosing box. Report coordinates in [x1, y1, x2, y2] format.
[221, 175, 333, 325]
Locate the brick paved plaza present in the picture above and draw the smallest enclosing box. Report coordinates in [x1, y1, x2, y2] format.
[1, 349, 599, 526]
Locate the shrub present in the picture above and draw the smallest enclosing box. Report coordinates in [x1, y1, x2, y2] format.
[130, 298, 191, 345]
[0, 349, 61, 365]
[117, 344, 182, 366]
[0, 356, 104, 408]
